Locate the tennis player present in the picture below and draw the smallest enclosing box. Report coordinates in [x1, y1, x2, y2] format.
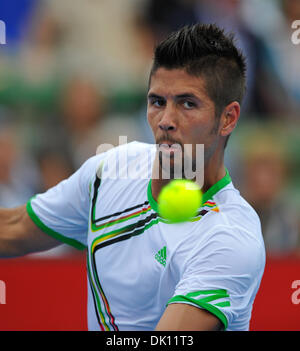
[0, 24, 265, 331]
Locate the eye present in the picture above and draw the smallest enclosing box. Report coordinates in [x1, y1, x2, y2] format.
[182, 100, 196, 109]
[149, 97, 165, 108]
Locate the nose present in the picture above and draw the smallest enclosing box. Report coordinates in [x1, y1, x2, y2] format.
[158, 105, 177, 132]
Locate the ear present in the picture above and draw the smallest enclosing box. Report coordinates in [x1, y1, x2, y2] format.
[219, 101, 240, 137]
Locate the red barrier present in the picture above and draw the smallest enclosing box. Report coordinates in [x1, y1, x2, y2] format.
[0, 254, 299, 331]
[0, 254, 87, 331]
[250, 255, 300, 331]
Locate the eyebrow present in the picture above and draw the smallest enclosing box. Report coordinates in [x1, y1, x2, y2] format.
[147, 92, 199, 100]
[147, 93, 164, 100]
[175, 93, 198, 100]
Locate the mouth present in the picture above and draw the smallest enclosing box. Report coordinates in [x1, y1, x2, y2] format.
[158, 140, 183, 153]
[158, 143, 182, 154]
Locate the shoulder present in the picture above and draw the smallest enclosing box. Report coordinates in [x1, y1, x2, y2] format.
[96, 141, 155, 159]
[191, 183, 265, 274]
[176, 183, 265, 272]
[96, 141, 155, 165]
[82, 141, 156, 178]
[207, 183, 262, 238]
[215, 184, 263, 248]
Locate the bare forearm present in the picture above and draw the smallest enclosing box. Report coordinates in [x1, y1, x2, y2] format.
[0, 205, 61, 258]
[0, 206, 29, 258]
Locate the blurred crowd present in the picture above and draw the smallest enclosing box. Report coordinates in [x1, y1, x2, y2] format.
[0, 0, 299, 257]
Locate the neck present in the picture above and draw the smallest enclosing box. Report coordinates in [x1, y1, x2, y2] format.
[202, 150, 226, 193]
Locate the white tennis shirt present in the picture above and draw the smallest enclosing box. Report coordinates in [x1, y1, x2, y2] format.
[27, 142, 265, 331]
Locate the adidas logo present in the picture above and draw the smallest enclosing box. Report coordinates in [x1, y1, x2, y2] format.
[155, 246, 167, 267]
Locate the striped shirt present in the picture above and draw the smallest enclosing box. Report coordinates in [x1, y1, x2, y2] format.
[27, 142, 265, 331]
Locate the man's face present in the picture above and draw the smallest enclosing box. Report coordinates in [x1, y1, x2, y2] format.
[147, 68, 221, 178]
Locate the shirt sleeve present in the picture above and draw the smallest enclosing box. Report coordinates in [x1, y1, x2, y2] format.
[26, 154, 103, 250]
[167, 226, 265, 330]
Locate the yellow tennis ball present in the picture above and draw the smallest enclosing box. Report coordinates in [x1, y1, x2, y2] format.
[158, 179, 203, 223]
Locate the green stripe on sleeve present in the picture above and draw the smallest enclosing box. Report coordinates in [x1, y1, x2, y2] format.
[167, 295, 229, 330]
[214, 301, 231, 308]
[26, 198, 87, 250]
[186, 289, 228, 297]
[185, 289, 230, 305]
